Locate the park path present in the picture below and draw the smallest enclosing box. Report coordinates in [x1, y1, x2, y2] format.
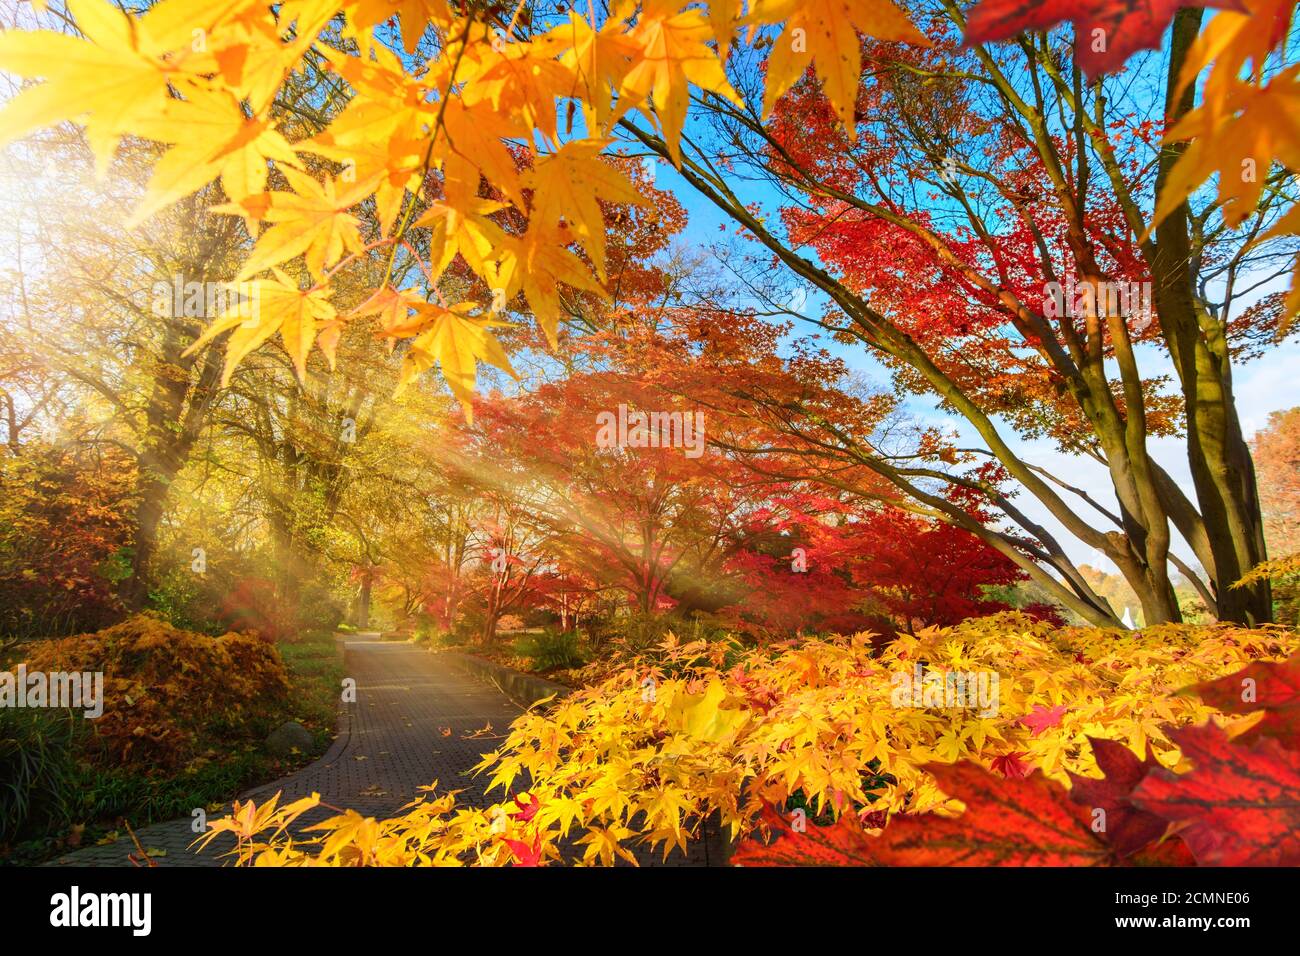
[48, 635, 718, 867]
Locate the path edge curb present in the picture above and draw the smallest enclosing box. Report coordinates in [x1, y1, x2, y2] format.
[438, 651, 572, 709]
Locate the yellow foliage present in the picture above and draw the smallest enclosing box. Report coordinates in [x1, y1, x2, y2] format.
[0, 0, 928, 412]
[204, 613, 1298, 866]
[1235, 553, 1300, 589]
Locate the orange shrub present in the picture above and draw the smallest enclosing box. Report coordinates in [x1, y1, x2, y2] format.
[15, 612, 289, 771]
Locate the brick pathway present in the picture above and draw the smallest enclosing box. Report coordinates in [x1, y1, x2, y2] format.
[48, 635, 721, 866]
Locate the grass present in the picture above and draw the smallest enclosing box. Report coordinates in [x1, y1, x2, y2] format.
[428, 627, 589, 688]
[277, 628, 346, 753]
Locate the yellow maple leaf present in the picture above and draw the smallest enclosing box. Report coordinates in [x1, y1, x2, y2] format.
[706, 0, 746, 61]
[1152, 71, 1300, 231]
[415, 193, 512, 287]
[436, 97, 528, 211]
[349, 286, 425, 339]
[394, 309, 519, 417]
[749, 0, 925, 134]
[0, 0, 199, 174]
[1174, 0, 1290, 107]
[525, 139, 646, 279]
[126, 85, 301, 225]
[135, 0, 255, 55]
[664, 679, 748, 743]
[620, 7, 744, 165]
[184, 267, 337, 384]
[577, 824, 639, 866]
[210, 12, 313, 113]
[551, 9, 640, 134]
[495, 223, 609, 348]
[216, 166, 370, 281]
[461, 30, 575, 148]
[344, 0, 453, 54]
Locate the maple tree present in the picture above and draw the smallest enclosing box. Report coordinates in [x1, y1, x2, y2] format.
[1247, 407, 1300, 625]
[0, 143, 244, 608]
[14, 612, 291, 770]
[437, 283, 1032, 636]
[720, 491, 1040, 635]
[1253, 406, 1300, 549]
[4, 0, 1283, 628]
[470, 373, 761, 616]
[734, 4, 1299, 626]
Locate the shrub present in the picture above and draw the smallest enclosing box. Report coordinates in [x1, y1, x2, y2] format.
[0, 446, 134, 642]
[295, 582, 345, 633]
[207, 613, 1300, 866]
[586, 611, 730, 654]
[14, 612, 290, 772]
[514, 629, 585, 671]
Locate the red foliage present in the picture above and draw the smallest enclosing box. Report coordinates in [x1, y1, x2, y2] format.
[731, 804, 884, 867]
[962, 0, 1247, 76]
[218, 576, 296, 643]
[1132, 724, 1300, 865]
[721, 492, 1028, 635]
[1188, 653, 1300, 744]
[733, 651, 1300, 867]
[1253, 406, 1300, 547]
[0, 445, 135, 639]
[1065, 737, 1172, 857]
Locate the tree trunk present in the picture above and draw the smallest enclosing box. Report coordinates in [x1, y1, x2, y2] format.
[356, 576, 371, 629]
[1152, 10, 1272, 624]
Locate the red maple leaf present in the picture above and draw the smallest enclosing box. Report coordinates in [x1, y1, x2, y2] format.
[1186, 652, 1300, 746]
[735, 766, 1118, 866]
[962, 0, 1249, 76]
[1131, 723, 1300, 866]
[504, 834, 544, 866]
[731, 804, 882, 866]
[859, 809, 888, 829]
[510, 792, 541, 822]
[860, 763, 1119, 865]
[733, 757, 1200, 866]
[1066, 737, 1172, 857]
[1019, 704, 1068, 735]
[990, 751, 1033, 779]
